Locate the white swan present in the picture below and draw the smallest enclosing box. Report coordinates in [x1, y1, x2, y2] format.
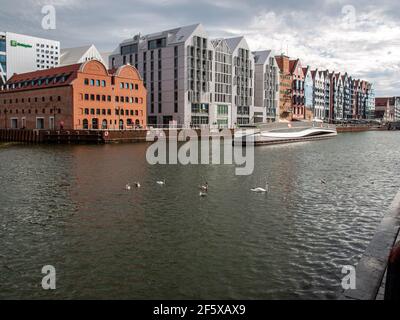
[134, 182, 141, 188]
[199, 182, 209, 192]
[251, 182, 269, 193]
[157, 179, 166, 186]
[199, 191, 208, 197]
[125, 184, 131, 190]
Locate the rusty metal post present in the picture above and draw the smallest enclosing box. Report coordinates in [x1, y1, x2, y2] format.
[384, 241, 400, 300]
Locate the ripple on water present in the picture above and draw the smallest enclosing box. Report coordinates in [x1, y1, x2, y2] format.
[0, 132, 399, 299]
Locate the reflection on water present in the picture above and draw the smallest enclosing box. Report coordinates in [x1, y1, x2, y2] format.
[0, 131, 399, 299]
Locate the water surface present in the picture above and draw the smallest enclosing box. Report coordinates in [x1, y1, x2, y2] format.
[0, 131, 399, 299]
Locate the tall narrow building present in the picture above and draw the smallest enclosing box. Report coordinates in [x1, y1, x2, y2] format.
[290, 59, 305, 120]
[275, 54, 293, 120]
[211, 39, 233, 128]
[226, 37, 254, 126]
[312, 69, 325, 120]
[253, 50, 280, 123]
[303, 66, 314, 120]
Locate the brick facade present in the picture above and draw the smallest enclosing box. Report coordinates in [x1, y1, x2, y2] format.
[0, 60, 147, 130]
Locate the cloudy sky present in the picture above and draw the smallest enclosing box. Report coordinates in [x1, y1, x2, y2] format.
[1, 0, 399, 96]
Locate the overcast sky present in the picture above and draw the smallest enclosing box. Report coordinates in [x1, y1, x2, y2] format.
[1, 0, 399, 96]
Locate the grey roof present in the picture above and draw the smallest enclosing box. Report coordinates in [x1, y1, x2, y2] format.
[225, 36, 244, 51]
[60, 45, 93, 66]
[252, 50, 272, 64]
[116, 23, 203, 51]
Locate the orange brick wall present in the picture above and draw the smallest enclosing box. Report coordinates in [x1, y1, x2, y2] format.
[0, 60, 147, 130]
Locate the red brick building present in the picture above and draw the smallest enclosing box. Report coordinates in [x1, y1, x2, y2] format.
[0, 60, 147, 130]
[275, 55, 306, 120]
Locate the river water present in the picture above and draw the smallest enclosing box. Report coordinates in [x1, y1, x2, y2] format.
[0, 131, 399, 299]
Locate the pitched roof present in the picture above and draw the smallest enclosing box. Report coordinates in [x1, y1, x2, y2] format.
[4, 63, 82, 92]
[225, 36, 244, 51]
[311, 70, 317, 80]
[252, 50, 272, 64]
[60, 45, 93, 65]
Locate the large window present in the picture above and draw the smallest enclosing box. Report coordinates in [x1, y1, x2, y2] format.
[0, 39, 5, 52]
[121, 43, 138, 55]
[0, 55, 6, 72]
[191, 103, 209, 114]
[148, 38, 166, 50]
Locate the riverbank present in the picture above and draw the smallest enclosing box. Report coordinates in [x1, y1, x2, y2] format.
[0, 125, 393, 145]
[336, 125, 387, 133]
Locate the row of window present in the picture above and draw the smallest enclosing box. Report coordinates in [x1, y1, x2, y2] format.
[3, 76, 68, 90]
[3, 96, 62, 104]
[83, 78, 140, 91]
[82, 94, 143, 104]
[81, 118, 143, 130]
[1, 108, 61, 114]
[82, 108, 143, 117]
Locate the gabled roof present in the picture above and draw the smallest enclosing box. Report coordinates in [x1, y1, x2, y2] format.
[311, 70, 317, 80]
[225, 36, 244, 51]
[252, 50, 272, 65]
[61, 45, 96, 66]
[5, 63, 82, 92]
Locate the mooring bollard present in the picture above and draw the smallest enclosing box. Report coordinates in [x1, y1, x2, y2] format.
[384, 241, 400, 300]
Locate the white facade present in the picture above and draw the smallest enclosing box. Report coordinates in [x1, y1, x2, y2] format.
[227, 37, 254, 126]
[0, 32, 60, 84]
[60, 44, 107, 68]
[211, 39, 233, 128]
[110, 24, 215, 128]
[110, 24, 257, 128]
[253, 50, 280, 123]
[312, 70, 325, 120]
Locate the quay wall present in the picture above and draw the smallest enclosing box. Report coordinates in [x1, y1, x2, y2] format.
[342, 191, 400, 300]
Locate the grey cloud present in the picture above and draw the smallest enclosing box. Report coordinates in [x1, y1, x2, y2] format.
[1, 0, 399, 95]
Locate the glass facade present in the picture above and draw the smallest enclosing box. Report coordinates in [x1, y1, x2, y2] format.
[0, 39, 5, 52]
[0, 55, 6, 72]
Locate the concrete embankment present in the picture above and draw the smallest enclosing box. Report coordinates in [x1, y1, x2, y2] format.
[336, 125, 387, 133]
[0, 129, 236, 144]
[342, 191, 400, 300]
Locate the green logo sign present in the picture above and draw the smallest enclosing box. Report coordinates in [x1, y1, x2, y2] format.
[10, 40, 32, 49]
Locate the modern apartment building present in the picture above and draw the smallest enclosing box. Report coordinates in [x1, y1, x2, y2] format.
[110, 24, 258, 128]
[323, 70, 331, 120]
[225, 37, 254, 126]
[0, 60, 147, 130]
[330, 72, 344, 121]
[0, 31, 60, 86]
[342, 73, 352, 119]
[211, 38, 233, 128]
[312, 70, 325, 120]
[253, 50, 280, 123]
[365, 82, 376, 119]
[110, 24, 211, 128]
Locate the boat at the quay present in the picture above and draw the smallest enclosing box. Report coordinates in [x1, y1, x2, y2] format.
[234, 121, 337, 146]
